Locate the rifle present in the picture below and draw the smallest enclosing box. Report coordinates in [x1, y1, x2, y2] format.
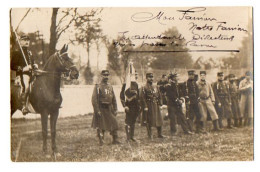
[95, 84, 103, 141]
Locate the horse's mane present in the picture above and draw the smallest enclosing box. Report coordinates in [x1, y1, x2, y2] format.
[42, 52, 57, 71]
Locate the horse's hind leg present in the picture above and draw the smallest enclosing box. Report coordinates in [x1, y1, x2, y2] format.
[40, 111, 48, 153]
[50, 109, 59, 154]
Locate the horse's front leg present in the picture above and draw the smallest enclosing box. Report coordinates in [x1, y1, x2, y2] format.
[40, 110, 48, 153]
[50, 108, 59, 155]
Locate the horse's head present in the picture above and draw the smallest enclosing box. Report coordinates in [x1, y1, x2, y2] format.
[57, 44, 79, 79]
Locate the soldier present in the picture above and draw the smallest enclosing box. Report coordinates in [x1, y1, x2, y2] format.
[239, 71, 253, 126]
[212, 72, 233, 129]
[11, 34, 38, 115]
[183, 70, 202, 133]
[140, 72, 164, 139]
[157, 74, 168, 105]
[197, 71, 221, 132]
[91, 70, 120, 145]
[228, 74, 242, 127]
[165, 72, 193, 136]
[120, 72, 140, 142]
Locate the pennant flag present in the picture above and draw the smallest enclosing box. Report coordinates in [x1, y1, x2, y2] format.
[125, 61, 136, 92]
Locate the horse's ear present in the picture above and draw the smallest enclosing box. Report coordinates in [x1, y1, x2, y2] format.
[65, 44, 69, 51]
[61, 44, 66, 53]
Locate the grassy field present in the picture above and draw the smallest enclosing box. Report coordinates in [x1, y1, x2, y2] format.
[11, 113, 254, 162]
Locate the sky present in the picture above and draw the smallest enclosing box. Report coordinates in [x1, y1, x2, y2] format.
[11, 7, 252, 69]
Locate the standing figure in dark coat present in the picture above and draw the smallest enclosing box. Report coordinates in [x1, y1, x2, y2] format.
[120, 72, 140, 142]
[165, 72, 193, 136]
[183, 70, 203, 133]
[157, 74, 168, 105]
[140, 72, 164, 139]
[91, 70, 120, 145]
[228, 74, 242, 127]
[212, 72, 233, 129]
[11, 34, 38, 115]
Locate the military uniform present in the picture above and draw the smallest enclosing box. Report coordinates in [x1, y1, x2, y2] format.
[120, 81, 140, 141]
[212, 72, 233, 128]
[157, 75, 168, 105]
[165, 73, 191, 135]
[140, 73, 164, 138]
[239, 71, 253, 126]
[183, 70, 201, 132]
[91, 70, 119, 145]
[10, 35, 37, 114]
[197, 71, 220, 131]
[228, 74, 242, 127]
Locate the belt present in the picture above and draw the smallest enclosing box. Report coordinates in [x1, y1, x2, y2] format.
[199, 96, 210, 100]
[100, 104, 110, 108]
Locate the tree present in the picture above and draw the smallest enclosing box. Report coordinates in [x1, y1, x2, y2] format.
[72, 8, 103, 84]
[49, 8, 78, 56]
[106, 36, 135, 83]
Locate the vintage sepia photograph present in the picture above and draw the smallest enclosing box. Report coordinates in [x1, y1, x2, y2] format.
[10, 7, 253, 162]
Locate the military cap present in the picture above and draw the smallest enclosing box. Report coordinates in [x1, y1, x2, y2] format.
[245, 71, 252, 76]
[168, 72, 178, 79]
[200, 71, 206, 75]
[229, 74, 235, 78]
[188, 70, 195, 75]
[217, 72, 224, 76]
[146, 72, 153, 78]
[101, 70, 110, 76]
[20, 34, 30, 40]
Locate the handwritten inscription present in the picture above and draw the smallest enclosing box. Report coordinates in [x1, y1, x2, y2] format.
[115, 7, 248, 49]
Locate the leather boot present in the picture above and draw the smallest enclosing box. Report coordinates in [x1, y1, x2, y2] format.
[234, 119, 239, 127]
[21, 92, 29, 115]
[130, 125, 136, 142]
[227, 119, 234, 129]
[248, 118, 252, 127]
[147, 125, 152, 139]
[125, 125, 130, 142]
[239, 118, 243, 127]
[198, 121, 207, 133]
[97, 129, 104, 146]
[244, 118, 248, 127]
[212, 120, 222, 132]
[218, 118, 224, 129]
[112, 132, 121, 144]
[157, 127, 165, 138]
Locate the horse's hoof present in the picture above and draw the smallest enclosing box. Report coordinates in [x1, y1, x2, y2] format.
[54, 152, 62, 157]
[43, 152, 51, 159]
[52, 152, 61, 161]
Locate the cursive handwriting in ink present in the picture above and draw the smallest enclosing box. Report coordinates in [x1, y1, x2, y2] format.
[131, 11, 175, 25]
[186, 40, 217, 48]
[216, 22, 248, 32]
[177, 7, 217, 22]
[189, 22, 214, 34]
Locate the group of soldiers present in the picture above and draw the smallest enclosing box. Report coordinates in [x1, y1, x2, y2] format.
[91, 69, 253, 146]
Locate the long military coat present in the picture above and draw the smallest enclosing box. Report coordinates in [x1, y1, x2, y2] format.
[91, 81, 119, 131]
[140, 83, 163, 127]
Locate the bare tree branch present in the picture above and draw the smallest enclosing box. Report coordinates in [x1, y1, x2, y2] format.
[15, 8, 31, 31]
[57, 8, 72, 27]
[56, 8, 78, 40]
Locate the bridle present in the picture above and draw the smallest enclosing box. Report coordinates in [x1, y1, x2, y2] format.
[35, 51, 76, 78]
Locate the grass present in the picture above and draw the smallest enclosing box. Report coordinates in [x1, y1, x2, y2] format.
[11, 113, 254, 162]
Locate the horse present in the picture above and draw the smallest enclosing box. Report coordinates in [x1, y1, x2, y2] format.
[11, 44, 79, 158]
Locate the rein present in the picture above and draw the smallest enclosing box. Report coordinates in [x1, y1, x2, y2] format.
[36, 52, 68, 78]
